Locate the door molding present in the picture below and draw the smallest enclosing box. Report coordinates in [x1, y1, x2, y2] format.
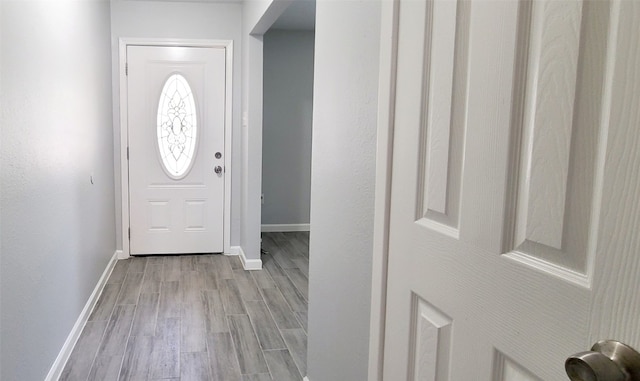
[118, 38, 233, 258]
[368, 1, 399, 380]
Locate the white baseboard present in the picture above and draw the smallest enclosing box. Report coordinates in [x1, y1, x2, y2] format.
[115, 249, 127, 260]
[45, 251, 119, 381]
[227, 246, 241, 256]
[303, 376, 310, 381]
[235, 245, 262, 270]
[261, 223, 310, 232]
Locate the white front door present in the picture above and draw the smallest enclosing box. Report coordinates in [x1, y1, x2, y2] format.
[127, 46, 226, 255]
[382, 0, 640, 379]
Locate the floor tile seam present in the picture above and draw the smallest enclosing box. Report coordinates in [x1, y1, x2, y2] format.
[117, 267, 146, 306]
[269, 236, 309, 314]
[114, 272, 132, 304]
[255, 284, 300, 338]
[258, 348, 278, 381]
[204, 326, 217, 379]
[226, 312, 250, 316]
[114, 302, 139, 307]
[243, 372, 272, 377]
[261, 348, 290, 353]
[279, 328, 308, 336]
[70, 320, 109, 381]
[245, 302, 287, 352]
[205, 329, 242, 380]
[87, 281, 123, 323]
[264, 277, 306, 318]
[282, 270, 309, 304]
[113, 353, 128, 381]
[82, 272, 128, 381]
[241, 294, 289, 354]
[272, 254, 299, 272]
[260, 344, 288, 351]
[256, 285, 302, 330]
[261, 348, 303, 380]
[225, 314, 268, 378]
[219, 276, 249, 315]
[278, 329, 307, 378]
[148, 324, 182, 380]
[86, 337, 127, 381]
[179, 348, 209, 354]
[232, 275, 263, 303]
[269, 234, 308, 379]
[134, 268, 161, 338]
[261, 262, 281, 281]
[283, 244, 305, 260]
[250, 266, 278, 289]
[130, 298, 161, 338]
[115, 299, 143, 379]
[238, 291, 268, 340]
[295, 311, 308, 333]
[232, 266, 263, 297]
[122, 336, 156, 381]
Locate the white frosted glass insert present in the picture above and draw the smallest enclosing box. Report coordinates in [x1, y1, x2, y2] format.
[157, 74, 198, 178]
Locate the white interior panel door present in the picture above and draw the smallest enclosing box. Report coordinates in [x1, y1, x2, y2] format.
[382, 0, 640, 379]
[128, 46, 226, 255]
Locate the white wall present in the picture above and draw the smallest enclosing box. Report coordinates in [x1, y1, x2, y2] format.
[0, 1, 115, 379]
[240, 0, 294, 260]
[240, 0, 282, 261]
[262, 30, 314, 226]
[110, 0, 243, 250]
[307, 1, 381, 380]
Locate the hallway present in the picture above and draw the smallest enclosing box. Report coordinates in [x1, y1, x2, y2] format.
[61, 233, 309, 381]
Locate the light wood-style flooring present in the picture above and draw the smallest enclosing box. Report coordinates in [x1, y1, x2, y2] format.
[60, 232, 309, 381]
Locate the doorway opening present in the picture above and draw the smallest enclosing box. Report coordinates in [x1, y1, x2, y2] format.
[260, 2, 315, 379]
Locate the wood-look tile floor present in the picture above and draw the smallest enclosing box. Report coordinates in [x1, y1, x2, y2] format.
[61, 232, 309, 381]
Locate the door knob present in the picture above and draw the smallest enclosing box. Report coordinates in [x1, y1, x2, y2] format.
[565, 340, 640, 381]
[214, 166, 223, 174]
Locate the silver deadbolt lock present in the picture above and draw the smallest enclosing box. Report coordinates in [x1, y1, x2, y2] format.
[215, 152, 222, 159]
[565, 340, 640, 381]
[214, 166, 223, 174]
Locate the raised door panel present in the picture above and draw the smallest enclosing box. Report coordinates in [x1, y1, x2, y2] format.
[505, 0, 609, 281]
[383, 0, 616, 380]
[415, 0, 468, 238]
[408, 296, 452, 381]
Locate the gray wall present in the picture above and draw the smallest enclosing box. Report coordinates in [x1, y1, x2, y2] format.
[0, 1, 115, 379]
[262, 30, 314, 226]
[307, 1, 381, 380]
[110, 0, 243, 249]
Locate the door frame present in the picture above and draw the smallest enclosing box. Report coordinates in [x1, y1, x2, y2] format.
[368, 1, 400, 380]
[118, 38, 234, 258]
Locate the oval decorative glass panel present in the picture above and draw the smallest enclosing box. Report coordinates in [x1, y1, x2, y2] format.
[156, 74, 198, 178]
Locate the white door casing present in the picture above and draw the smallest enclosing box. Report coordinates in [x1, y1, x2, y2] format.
[375, 0, 640, 380]
[126, 44, 227, 255]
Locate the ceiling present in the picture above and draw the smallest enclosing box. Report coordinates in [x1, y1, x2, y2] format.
[270, 0, 316, 31]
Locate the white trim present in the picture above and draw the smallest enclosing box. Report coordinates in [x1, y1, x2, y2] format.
[227, 245, 241, 256]
[118, 38, 234, 257]
[368, 0, 399, 380]
[237, 245, 263, 270]
[45, 252, 119, 381]
[261, 223, 310, 232]
[115, 249, 128, 260]
[303, 377, 310, 381]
